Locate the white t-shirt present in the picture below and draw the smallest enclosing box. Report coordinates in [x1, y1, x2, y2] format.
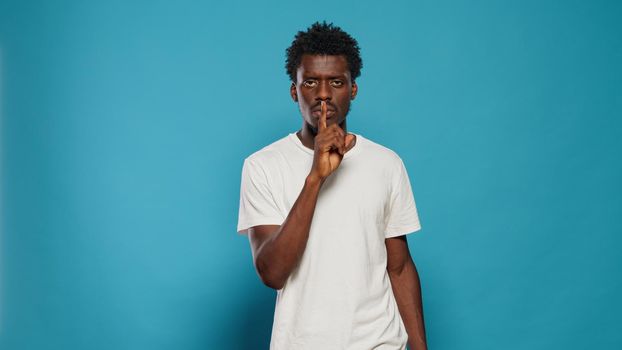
[237, 132, 422, 350]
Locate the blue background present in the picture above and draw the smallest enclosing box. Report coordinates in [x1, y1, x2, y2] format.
[1, 0, 621, 349]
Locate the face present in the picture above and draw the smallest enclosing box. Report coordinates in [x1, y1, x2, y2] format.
[290, 54, 358, 130]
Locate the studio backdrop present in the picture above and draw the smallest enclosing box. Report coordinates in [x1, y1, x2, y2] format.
[1, 1, 620, 349]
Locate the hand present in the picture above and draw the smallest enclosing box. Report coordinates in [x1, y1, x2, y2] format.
[309, 101, 356, 182]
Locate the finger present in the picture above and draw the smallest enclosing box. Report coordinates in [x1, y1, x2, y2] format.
[335, 125, 345, 139]
[328, 126, 344, 140]
[325, 124, 344, 141]
[325, 127, 345, 155]
[332, 128, 347, 154]
[319, 101, 327, 131]
[333, 135, 345, 156]
[320, 136, 340, 154]
[318, 135, 338, 153]
[345, 133, 356, 152]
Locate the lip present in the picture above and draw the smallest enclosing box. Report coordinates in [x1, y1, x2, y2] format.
[312, 110, 336, 118]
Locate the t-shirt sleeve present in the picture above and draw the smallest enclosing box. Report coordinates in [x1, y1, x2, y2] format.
[237, 158, 285, 235]
[385, 158, 422, 238]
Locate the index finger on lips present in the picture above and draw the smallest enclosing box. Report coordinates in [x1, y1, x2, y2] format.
[319, 101, 327, 131]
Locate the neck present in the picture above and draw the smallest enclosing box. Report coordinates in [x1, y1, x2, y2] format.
[297, 119, 348, 150]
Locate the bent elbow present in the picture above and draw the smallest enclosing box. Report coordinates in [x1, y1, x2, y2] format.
[255, 260, 285, 290]
[259, 273, 284, 290]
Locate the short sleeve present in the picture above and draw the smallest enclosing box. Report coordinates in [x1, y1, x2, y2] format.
[237, 158, 285, 235]
[385, 158, 422, 238]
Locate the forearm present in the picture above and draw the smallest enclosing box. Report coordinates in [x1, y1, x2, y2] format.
[255, 174, 323, 289]
[388, 259, 427, 350]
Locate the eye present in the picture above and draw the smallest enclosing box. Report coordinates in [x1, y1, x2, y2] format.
[302, 80, 318, 88]
[330, 80, 344, 87]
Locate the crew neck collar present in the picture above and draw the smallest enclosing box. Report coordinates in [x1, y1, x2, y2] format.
[288, 131, 363, 159]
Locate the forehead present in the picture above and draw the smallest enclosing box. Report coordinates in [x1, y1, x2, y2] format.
[297, 54, 350, 78]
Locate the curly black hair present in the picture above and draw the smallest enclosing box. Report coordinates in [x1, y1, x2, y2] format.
[285, 21, 362, 83]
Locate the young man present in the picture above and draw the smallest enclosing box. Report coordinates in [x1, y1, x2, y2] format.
[237, 22, 427, 350]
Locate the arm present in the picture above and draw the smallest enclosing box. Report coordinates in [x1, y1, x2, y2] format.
[248, 101, 356, 290]
[248, 174, 322, 290]
[386, 235, 428, 350]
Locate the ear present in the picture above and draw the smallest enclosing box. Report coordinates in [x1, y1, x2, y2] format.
[351, 81, 358, 100]
[290, 82, 298, 102]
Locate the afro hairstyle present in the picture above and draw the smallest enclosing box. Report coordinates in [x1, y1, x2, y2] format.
[285, 21, 362, 83]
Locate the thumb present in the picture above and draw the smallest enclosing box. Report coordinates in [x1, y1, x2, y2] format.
[345, 134, 356, 151]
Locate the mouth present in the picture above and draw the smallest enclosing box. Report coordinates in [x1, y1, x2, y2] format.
[312, 109, 336, 118]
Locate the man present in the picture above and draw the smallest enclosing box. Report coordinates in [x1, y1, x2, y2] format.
[237, 21, 427, 350]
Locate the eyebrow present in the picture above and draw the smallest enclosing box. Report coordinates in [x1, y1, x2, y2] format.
[302, 74, 347, 80]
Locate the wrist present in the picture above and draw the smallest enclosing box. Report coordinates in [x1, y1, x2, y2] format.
[305, 173, 324, 187]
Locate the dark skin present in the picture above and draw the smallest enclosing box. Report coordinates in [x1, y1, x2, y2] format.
[247, 54, 427, 350]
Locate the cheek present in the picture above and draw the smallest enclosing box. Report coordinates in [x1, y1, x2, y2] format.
[338, 95, 352, 110]
[297, 96, 313, 113]
[299, 94, 314, 107]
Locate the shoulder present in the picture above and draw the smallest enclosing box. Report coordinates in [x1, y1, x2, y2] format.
[354, 134, 411, 185]
[356, 133, 404, 166]
[243, 134, 292, 170]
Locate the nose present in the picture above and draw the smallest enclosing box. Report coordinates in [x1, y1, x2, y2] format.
[315, 80, 332, 102]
